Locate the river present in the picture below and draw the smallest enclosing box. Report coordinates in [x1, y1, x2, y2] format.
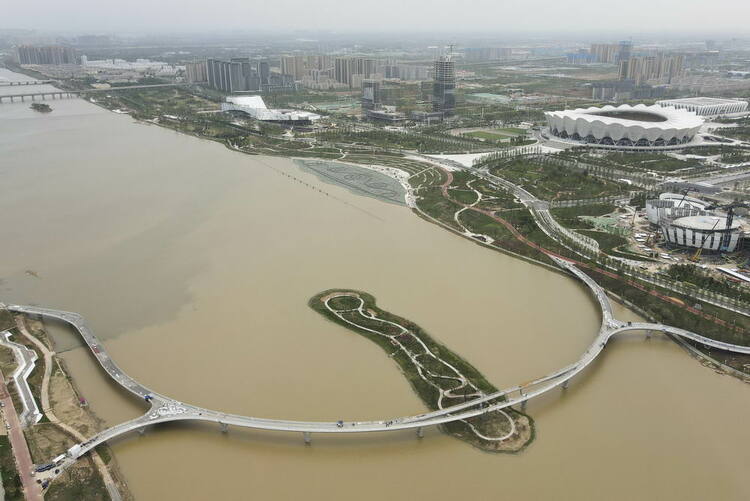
[1, 68, 748, 500]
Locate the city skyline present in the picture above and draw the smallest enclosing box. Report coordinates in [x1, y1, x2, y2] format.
[4, 0, 750, 34]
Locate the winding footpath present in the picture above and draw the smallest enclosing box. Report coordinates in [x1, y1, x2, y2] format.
[322, 292, 516, 441]
[14, 317, 122, 501]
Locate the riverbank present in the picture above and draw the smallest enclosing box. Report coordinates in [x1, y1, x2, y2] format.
[79, 84, 750, 378]
[309, 289, 534, 453]
[0, 309, 132, 500]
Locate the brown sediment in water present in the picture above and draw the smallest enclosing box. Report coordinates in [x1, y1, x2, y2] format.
[2, 67, 750, 501]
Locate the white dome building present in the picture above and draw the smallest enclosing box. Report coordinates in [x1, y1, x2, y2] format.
[662, 215, 741, 252]
[545, 104, 703, 148]
[645, 193, 708, 225]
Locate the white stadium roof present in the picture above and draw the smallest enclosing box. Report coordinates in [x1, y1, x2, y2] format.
[672, 215, 740, 231]
[545, 104, 703, 146]
[657, 97, 745, 107]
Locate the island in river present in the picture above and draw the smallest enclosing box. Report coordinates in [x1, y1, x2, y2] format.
[310, 289, 534, 453]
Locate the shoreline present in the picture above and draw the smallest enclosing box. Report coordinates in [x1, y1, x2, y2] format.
[2, 311, 133, 500]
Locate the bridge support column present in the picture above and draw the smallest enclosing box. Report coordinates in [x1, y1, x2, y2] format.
[416, 427, 424, 439]
[138, 426, 146, 436]
[220, 422, 228, 433]
[303, 432, 311, 445]
[645, 330, 652, 340]
[562, 380, 569, 390]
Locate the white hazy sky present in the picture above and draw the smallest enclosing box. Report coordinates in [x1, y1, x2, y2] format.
[5, 0, 750, 35]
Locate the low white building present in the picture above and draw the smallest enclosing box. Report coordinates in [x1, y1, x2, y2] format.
[645, 193, 708, 225]
[221, 96, 321, 124]
[662, 215, 741, 252]
[656, 97, 748, 118]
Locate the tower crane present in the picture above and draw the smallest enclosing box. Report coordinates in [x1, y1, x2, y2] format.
[691, 218, 721, 262]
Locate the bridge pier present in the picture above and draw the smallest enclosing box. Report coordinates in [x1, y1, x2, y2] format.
[416, 427, 424, 439]
[562, 379, 569, 390]
[303, 432, 311, 445]
[645, 330, 652, 340]
[220, 422, 228, 433]
[138, 426, 146, 436]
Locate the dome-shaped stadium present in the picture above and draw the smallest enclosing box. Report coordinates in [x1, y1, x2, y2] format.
[545, 104, 703, 148]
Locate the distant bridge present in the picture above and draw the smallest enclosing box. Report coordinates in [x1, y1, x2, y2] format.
[0, 83, 185, 104]
[0, 80, 56, 87]
[6, 257, 750, 484]
[0, 91, 79, 103]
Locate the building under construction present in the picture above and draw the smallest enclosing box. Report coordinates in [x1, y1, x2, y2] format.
[432, 53, 455, 116]
[661, 213, 742, 253]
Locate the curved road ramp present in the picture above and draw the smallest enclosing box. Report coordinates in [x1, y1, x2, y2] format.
[6, 257, 750, 485]
[0, 330, 43, 426]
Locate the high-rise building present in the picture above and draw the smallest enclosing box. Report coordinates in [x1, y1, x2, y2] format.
[617, 41, 632, 63]
[590, 43, 620, 64]
[207, 58, 261, 93]
[185, 61, 208, 83]
[16, 45, 77, 65]
[432, 54, 455, 116]
[590, 42, 632, 64]
[361, 80, 381, 110]
[333, 57, 378, 88]
[280, 55, 306, 80]
[462, 47, 513, 61]
[258, 61, 270, 86]
[334, 57, 354, 87]
[619, 54, 684, 85]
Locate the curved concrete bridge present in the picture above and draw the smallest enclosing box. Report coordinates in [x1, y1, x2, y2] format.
[7, 258, 750, 481]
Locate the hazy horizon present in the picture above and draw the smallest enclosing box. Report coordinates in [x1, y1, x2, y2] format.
[4, 0, 750, 37]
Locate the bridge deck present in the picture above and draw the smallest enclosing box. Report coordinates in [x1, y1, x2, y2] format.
[7, 258, 749, 478]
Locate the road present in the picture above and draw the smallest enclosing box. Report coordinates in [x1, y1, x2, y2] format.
[0, 370, 42, 501]
[467, 164, 750, 317]
[14, 317, 122, 501]
[0, 330, 42, 427]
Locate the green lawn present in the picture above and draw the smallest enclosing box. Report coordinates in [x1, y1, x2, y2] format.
[550, 204, 616, 228]
[494, 127, 527, 136]
[578, 230, 627, 253]
[489, 158, 627, 201]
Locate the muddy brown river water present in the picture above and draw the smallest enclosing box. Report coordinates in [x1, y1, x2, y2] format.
[1, 68, 748, 500]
